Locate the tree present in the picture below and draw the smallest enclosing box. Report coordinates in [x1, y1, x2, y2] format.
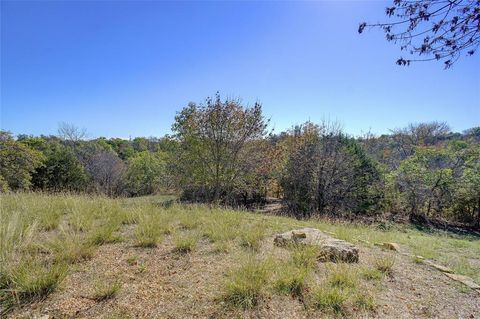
[172, 93, 268, 204]
[125, 151, 169, 196]
[57, 122, 87, 146]
[390, 122, 451, 161]
[31, 141, 88, 192]
[453, 143, 480, 225]
[281, 122, 381, 217]
[0, 131, 45, 191]
[394, 145, 459, 218]
[84, 151, 125, 196]
[359, 0, 480, 68]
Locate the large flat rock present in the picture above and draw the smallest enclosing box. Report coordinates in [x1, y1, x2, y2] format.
[274, 227, 359, 263]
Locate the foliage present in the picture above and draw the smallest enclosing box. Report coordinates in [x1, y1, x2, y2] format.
[0, 131, 44, 191]
[172, 93, 269, 205]
[125, 151, 169, 196]
[280, 121, 381, 217]
[359, 0, 480, 68]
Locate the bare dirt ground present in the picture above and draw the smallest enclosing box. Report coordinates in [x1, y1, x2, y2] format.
[8, 225, 480, 319]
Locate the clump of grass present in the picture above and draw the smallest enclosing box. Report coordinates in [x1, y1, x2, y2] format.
[135, 216, 164, 248]
[239, 223, 265, 251]
[202, 219, 238, 243]
[374, 255, 395, 276]
[212, 241, 231, 254]
[2, 259, 68, 310]
[88, 223, 122, 246]
[91, 279, 122, 301]
[273, 262, 309, 297]
[310, 285, 348, 314]
[222, 257, 272, 309]
[327, 265, 358, 289]
[354, 291, 376, 311]
[178, 213, 200, 230]
[360, 267, 383, 281]
[38, 210, 62, 231]
[126, 256, 138, 266]
[290, 244, 319, 270]
[173, 232, 200, 254]
[50, 235, 95, 264]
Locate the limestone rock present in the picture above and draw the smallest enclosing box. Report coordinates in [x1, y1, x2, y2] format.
[424, 260, 453, 273]
[274, 227, 359, 263]
[444, 273, 480, 290]
[376, 242, 401, 252]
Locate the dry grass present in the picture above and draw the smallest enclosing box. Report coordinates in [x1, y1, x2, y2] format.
[1, 193, 479, 318]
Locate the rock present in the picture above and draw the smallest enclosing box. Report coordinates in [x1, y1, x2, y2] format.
[444, 273, 480, 290]
[376, 242, 401, 252]
[273, 227, 359, 263]
[424, 260, 453, 273]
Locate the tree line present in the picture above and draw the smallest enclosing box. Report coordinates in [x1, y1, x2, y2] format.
[1, 94, 479, 227]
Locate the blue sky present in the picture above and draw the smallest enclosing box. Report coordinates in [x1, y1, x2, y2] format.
[1, 1, 479, 138]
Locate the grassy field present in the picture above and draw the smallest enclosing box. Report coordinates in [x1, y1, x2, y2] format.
[1, 193, 479, 318]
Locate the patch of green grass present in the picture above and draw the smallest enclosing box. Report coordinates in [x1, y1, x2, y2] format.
[310, 285, 348, 314]
[273, 262, 309, 297]
[173, 232, 200, 254]
[360, 267, 383, 281]
[91, 279, 122, 301]
[38, 210, 62, 231]
[88, 223, 122, 246]
[354, 291, 376, 311]
[289, 244, 319, 270]
[239, 223, 265, 251]
[2, 259, 68, 310]
[50, 233, 95, 264]
[222, 257, 272, 309]
[374, 255, 395, 276]
[327, 265, 358, 289]
[135, 215, 164, 248]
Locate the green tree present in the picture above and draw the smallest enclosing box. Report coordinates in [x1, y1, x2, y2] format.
[125, 151, 168, 196]
[31, 141, 88, 192]
[172, 93, 268, 204]
[0, 131, 45, 191]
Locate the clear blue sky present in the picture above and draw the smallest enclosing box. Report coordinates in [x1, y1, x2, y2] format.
[1, 1, 479, 138]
